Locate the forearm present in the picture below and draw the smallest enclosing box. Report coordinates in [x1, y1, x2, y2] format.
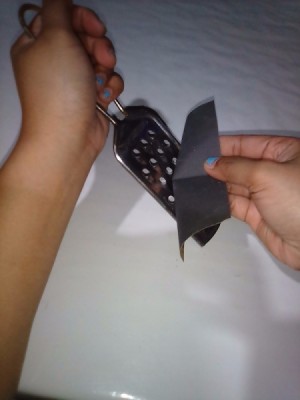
[0, 134, 93, 398]
[1, 0, 124, 395]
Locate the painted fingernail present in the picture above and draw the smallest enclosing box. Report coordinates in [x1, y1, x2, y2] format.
[205, 157, 219, 167]
[102, 88, 112, 100]
[96, 75, 105, 86]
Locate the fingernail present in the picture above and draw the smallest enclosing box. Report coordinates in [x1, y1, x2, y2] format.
[96, 75, 105, 86]
[102, 88, 111, 100]
[205, 157, 219, 168]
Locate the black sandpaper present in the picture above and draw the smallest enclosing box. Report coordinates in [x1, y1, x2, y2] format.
[172, 99, 230, 259]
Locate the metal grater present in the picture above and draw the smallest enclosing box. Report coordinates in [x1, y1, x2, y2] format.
[18, 4, 221, 250]
[113, 105, 219, 247]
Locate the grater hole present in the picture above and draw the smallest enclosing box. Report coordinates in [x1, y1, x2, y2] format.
[159, 176, 167, 185]
[157, 148, 164, 155]
[163, 139, 170, 147]
[149, 158, 157, 166]
[168, 195, 175, 204]
[172, 157, 177, 165]
[142, 168, 150, 176]
[133, 148, 140, 155]
[141, 139, 148, 145]
[148, 129, 156, 138]
[166, 166, 173, 175]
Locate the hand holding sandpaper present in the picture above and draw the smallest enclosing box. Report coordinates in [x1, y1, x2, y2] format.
[173, 100, 230, 259]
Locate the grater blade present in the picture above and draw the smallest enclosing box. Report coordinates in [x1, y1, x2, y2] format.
[113, 106, 219, 247]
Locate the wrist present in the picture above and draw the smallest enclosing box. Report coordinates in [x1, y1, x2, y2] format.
[1, 133, 94, 205]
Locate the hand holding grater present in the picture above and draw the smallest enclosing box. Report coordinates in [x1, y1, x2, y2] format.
[19, 4, 230, 258]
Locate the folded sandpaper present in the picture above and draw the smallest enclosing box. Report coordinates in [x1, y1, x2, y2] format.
[172, 99, 230, 259]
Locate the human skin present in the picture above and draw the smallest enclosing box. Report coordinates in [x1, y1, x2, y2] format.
[205, 135, 300, 270]
[1, 0, 300, 398]
[0, 0, 123, 398]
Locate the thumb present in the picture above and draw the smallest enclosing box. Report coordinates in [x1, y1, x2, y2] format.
[42, 0, 73, 32]
[204, 156, 268, 188]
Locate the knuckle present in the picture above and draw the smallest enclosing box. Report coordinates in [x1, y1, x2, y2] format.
[217, 157, 271, 188]
[248, 160, 276, 187]
[41, 27, 71, 45]
[112, 73, 125, 92]
[218, 157, 236, 178]
[248, 162, 264, 183]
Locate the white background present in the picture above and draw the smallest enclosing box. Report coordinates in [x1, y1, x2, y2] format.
[1, 1, 300, 399]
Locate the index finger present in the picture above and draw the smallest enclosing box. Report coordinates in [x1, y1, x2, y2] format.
[42, 0, 73, 32]
[219, 135, 300, 162]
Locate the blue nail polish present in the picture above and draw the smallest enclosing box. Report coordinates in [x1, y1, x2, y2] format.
[103, 89, 111, 99]
[96, 76, 104, 86]
[206, 157, 219, 166]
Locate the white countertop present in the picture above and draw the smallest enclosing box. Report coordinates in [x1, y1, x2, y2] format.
[1, 1, 300, 399]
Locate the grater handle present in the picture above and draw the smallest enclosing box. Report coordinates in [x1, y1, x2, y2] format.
[96, 100, 128, 126]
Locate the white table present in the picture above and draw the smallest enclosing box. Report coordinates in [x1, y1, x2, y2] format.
[1, 1, 300, 399]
